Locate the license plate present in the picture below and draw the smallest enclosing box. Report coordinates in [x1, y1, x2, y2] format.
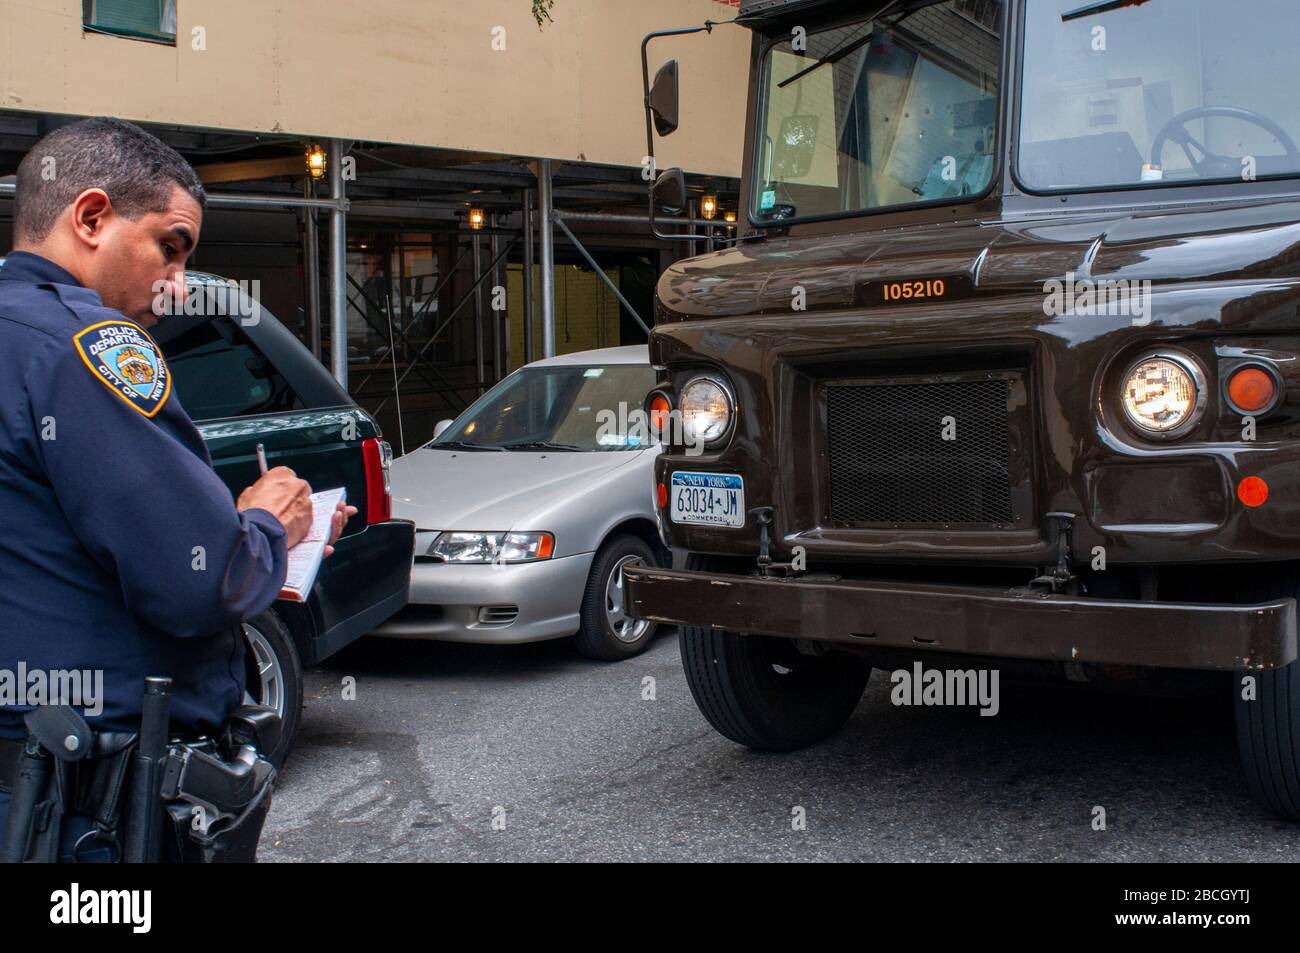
[670, 472, 745, 528]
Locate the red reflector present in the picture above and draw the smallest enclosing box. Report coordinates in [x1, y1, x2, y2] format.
[1227, 367, 1277, 414]
[657, 482, 668, 508]
[1238, 476, 1269, 508]
[362, 438, 392, 524]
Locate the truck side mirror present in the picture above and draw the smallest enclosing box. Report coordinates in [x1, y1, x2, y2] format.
[652, 167, 687, 215]
[433, 419, 454, 440]
[649, 60, 680, 137]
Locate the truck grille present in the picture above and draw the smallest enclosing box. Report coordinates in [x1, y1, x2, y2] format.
[826, 378, 1014, 525]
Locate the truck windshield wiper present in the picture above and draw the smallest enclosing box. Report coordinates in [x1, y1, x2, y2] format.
[1062, 0, 1152, 22]
[431, 440, 507, 452]
[777, 0, 922, 89]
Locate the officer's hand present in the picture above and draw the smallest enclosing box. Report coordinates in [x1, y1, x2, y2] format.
[236, 467, 314, 548]
[324, 502, 357, 558]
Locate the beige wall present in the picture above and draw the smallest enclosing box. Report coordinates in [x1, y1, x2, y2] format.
[0, 0, 750, 176]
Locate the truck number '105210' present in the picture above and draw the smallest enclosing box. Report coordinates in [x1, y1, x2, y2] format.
[883, 279, 945, 302]
[670, 472, 745, 528]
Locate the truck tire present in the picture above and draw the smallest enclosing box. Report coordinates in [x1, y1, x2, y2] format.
[679, 554, 870, 751]
[1235, 661, 1300, 821]
[574, 534, 660, 661]
[1232, 565, 1300, 821]
[242, 609, 303, 769]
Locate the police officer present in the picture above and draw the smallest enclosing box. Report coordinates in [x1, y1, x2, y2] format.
[0, 117, 354, 860]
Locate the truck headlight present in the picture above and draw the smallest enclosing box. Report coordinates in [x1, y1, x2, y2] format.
[428, 531, 555, 563]
[679, 376, 734, 446]
[1119, 351, 1206, 438]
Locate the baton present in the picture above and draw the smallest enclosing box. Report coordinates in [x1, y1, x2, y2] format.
[124, 676, 172, 863]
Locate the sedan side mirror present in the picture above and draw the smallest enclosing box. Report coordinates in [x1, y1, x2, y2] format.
[433, 419, 454, 440]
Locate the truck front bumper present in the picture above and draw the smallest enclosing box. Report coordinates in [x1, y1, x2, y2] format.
[622, 566, 1297, 671]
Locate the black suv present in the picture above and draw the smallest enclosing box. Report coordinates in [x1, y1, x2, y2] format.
[2, 263, 415, 765]
[148, 272, 414, 763]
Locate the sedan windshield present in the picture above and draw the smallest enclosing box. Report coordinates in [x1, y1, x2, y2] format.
[433, 364, 657, 451]
[1019, 0, 1300, 191]
[752, 0, 1003, 223]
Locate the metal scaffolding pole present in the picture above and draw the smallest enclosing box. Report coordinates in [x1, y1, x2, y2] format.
[552, 210, 737, 228]
[538, 159, 557, 358]
[303, 178, 322, 361]
[687, 198, 699, 259]
[489, 212, 503, 382]
[328, 139, 348, 388]
[522, 189, 536, 365]
[472, 228, 485, 395]
[374, 238, 517, 414]
[0, 181, 347, 211]
[551, 215, 651, 337]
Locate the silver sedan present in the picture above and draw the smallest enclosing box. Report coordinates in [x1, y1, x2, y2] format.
[371, 346, 667, 660]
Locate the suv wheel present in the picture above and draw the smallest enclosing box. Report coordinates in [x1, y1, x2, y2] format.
[1233, 564, 1300, 821]
[574, 534, 660, 661]
[679, 554, 870, 751]
[242, 609, 303, 769]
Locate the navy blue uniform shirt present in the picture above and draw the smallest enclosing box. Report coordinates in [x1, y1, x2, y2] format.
[0, 251, 289, 739]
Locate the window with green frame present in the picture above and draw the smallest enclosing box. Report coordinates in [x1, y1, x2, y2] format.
[83, 0, 177, 44]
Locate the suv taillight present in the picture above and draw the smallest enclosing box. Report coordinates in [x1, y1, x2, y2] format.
[362, 438, 392, 524]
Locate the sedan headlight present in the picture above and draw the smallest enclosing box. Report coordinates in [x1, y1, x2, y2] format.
[427, 531, 555, 563]
[1119, 352, 1206, 437]
[679, 376, 734, 446]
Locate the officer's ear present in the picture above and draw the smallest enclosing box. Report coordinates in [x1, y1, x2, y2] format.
[68, 188, 114, 249]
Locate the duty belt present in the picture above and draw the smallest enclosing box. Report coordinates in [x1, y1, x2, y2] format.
[0, 678, 280, 863]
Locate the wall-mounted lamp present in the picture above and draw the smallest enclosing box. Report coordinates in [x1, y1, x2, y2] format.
[468, 208, 486, 230]
[723, 210, 737, 223]
[306, 144, 327, 179]
[700, 194, 718, 220]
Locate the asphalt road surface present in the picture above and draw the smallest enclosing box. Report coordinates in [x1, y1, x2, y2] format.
[260, 630, 1300, 862]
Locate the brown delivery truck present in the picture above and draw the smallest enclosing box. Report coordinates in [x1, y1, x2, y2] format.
[626, 0, 1300, 820]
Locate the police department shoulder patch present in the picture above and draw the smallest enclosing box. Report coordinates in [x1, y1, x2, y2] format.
[72, 320, 171, 418]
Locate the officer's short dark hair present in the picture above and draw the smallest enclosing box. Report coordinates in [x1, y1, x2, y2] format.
[14, 117, 206, 243]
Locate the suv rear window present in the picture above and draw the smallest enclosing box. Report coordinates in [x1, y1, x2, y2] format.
[158, 315, 302, 421]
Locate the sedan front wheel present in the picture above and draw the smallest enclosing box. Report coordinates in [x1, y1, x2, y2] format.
[574, 534, 660, 661]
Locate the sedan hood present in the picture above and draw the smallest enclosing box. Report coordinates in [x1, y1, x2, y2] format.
[390, 446, 646, 531]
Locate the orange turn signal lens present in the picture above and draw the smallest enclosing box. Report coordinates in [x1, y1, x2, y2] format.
[648, 393, 672, 435]
[536, 533, 555, 559]
[1237, 476, 1269, 508]
[1227, 367, 1277, 414]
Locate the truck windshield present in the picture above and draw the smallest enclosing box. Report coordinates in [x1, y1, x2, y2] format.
[752, 0, 1003, 223]
[1019, 0, 1300, 192]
